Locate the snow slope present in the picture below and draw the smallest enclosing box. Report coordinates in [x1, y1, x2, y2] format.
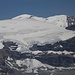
[47, 15, 68, 27]
[0, 14, 75, 52]
[12, 14, 46, 22]
[16, 58, 48, 73]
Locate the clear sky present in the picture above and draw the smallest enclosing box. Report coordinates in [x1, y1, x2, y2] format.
[0, 0, 75, 20]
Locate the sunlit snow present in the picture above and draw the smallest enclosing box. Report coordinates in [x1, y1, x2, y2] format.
[0, 14, 75, 52]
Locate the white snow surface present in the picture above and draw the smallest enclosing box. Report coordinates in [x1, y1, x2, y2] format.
[12, 14, 47, 22]
[0, 14, 75, 52]
[48, 50, 73, 55]
[16, 58, 48, 73]
[32, 51, 42, 55]
[47, 15, 68, 27]
[0, 41, 4, 49]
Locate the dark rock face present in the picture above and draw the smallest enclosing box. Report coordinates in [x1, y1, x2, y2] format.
[3, 41, 18, 50]
[0, 48, 22, 75]
[66, 16, 75, 30]
[67, 16, 75, 26]
[36, 54, 75, 67]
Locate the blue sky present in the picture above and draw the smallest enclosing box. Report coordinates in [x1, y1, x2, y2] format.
[0, 0, 75, 20]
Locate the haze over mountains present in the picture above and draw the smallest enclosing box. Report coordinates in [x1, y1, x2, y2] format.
[0, 14, 75, 75]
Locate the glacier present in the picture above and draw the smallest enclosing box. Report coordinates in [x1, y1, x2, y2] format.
[0, 14, 75, 52]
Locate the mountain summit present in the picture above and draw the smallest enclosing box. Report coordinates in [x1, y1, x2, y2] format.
[12, 14, 75, 28]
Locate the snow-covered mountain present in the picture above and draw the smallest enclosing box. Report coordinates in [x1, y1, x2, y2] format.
[0, 14, 74, 51]
[0, 14, 75, 75]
